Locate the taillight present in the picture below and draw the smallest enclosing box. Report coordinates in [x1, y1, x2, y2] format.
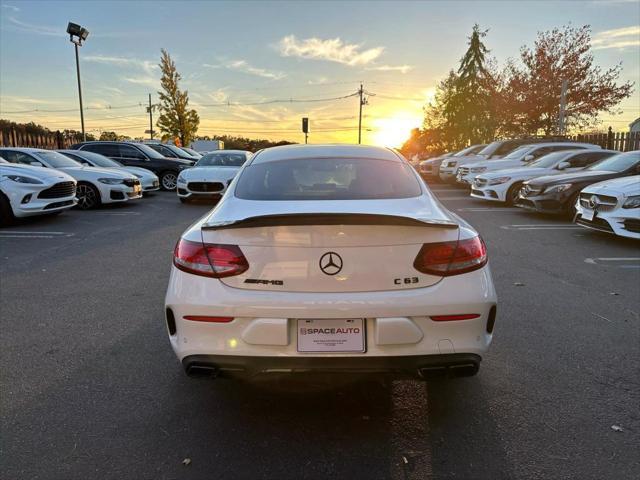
[173, 238, 249, 278]
[413, 236, 487, 276]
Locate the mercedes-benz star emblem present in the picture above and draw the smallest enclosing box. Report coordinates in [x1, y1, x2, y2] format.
[589, 195, 599, 209]
[319, 252, 343, 276]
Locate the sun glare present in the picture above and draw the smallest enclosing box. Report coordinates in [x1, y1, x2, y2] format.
[371, 112, 423, 148]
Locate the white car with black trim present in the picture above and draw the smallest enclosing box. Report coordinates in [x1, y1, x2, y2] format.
[58, 149, 160, 192]
[575, 175, 640, 239]
[165, 144, 497, 380]
[177, 150, 251, 203]
[456, 142, 600, 185]
[470, 149, 617, 205]
[0, 158, 77, 223]
[0, 148, 142, 210]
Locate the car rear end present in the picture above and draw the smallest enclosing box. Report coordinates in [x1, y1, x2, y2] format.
[165, 147, 497, 380]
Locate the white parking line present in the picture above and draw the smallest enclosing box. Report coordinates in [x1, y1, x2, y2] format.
[584, 257, 640, 268]
[92, 211, 141, 216]
[0, 231, 74, 239]
[500, 224, 583, 230]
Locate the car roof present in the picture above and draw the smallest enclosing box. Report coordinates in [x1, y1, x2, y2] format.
[252, 144, 401, 164]
[0, 147, 49, 153]
[524, 142, 597, 148]
[203, 149, 251, 155]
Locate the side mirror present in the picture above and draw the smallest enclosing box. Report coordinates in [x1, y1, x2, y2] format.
[524, 154, 535, 162]
[30, 161, 43, 167]
[556, 161, 570, 170]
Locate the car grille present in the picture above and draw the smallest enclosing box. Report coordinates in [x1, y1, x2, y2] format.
[188, 181, 224, 193]
[38, 181, 76, 199]
[576, 216, 614, 233]
[623, 218, 640, 233]
[446, 161, 457, 168]
[579, 193, 618, 211]
[458, 167, 470, 176]
[521, 184, 542, 197]
[471, 189, 485, 197]
[473, 178, 488, 187]
[123, 178, 141, 188]
[43, 199, 75, 210]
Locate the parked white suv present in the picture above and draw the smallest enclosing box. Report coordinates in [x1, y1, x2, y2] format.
[165, 144, 497, 380]
[1, 148, 142, 209]
[0, 158, 77, 223]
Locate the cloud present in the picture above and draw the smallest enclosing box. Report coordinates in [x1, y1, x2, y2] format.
[278, 35, 383, 66]
[83, 55, 158, 75]
[1, 4, 20, 12]
[592, 25, 640, 50]
[203, 59, 285, 80]
[4, 16, 64, 37]
[124, 77, 158, 87]
[367, 64, 414, 74]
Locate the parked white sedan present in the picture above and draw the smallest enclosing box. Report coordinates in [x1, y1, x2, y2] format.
[575, 175, 640, 239]
[456, 142, 600, 185]
[471, 149, 617, 204]
[165, 144, 497, 380]
[58, 149, 160, 193]
[0, 148, 142, 209]
[0, 159, 77, 223]
[176, 150, 251, 203]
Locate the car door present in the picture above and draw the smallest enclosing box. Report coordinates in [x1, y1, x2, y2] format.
[117, 145, 151, 169]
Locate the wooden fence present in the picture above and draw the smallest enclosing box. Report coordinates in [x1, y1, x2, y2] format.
[0, 127, 85, 149]
[569, 127, 639, 152]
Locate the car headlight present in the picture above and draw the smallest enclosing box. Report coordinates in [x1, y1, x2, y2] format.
[177, 174, 187, 184]
[488, 176, 511, 185]
[623, 195, 640, 209]
[470, 167, 487, 173]
[3, 174, 43, 184]
[544, 183, 573, 194]
[98, 178, 125, 185]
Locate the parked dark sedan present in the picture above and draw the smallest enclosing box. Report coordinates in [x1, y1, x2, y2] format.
[144, 142, 200, 161]
[70, 141, 194, 190]
[516, 151, 640, 216]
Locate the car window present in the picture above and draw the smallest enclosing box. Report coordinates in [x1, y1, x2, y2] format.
[197, 153, 248, 167]
[567, 151, 612, 168]
[118, 145, 146, 160]
[586, 151, 640, 172]
[74, 151, 122, 167]
[235, 158, 422, 201]
[81, 143, 119, 157]
[134, 143, 166, 159]
[149, 144, 176, 157]
[34, 151, 82, 168]
[62, 152, 90, 165]
[527, 151, 572, 168]
[504, 146, 533, 159]
[2, 150, 36, 165]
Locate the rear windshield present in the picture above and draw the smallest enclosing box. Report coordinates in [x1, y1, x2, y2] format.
[197, 152, 248, 167]
[235, 158, 422, 201]
[586, 151, 640, 172]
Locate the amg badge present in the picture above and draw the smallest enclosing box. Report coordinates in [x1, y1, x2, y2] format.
[244, 278, 284, 286]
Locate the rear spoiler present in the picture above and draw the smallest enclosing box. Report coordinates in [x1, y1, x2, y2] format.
[202, 213, 458, 230]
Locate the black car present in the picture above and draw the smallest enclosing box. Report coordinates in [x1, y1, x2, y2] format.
[516, 151, 640, 216]
[144, 142, 200, 161]
[70, 141, 193, 190]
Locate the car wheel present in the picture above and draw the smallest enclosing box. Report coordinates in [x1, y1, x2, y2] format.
[160, 171, 178, 191]
[0, 193, 16, 226]
[76, 182, 101, 210]
[505, 182, 522, 206]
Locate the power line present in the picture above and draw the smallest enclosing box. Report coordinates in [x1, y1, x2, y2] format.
[198, 92, 359, 107]
[1, 103, 145, 114]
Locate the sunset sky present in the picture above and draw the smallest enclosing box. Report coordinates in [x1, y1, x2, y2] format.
[1, 0, 639, 146]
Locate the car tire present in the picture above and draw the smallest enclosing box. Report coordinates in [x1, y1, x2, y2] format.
[76, 182, 101, 210]
[160, 171, 178, 191]
[505, 182, 523, 206]
[0, 193, 16, 226]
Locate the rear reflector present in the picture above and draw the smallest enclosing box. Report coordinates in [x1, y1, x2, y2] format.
[413, 236, 487, 276]
[183, 316, 234, 323]
[430, 314, 480, 322]
[174, 238, 249, 278]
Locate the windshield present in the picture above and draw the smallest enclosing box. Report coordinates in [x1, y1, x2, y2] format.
[76, 151, 122, 168]
[35, 151, 82, 168]
[586, 151, 640, 173]
[235, 158, 422, 201]
[453, 145, 485, 157]
[503, 145, 533, 160]
[163, 144, 196, 158]
[528, 151, 572, 168]
[181, 147, 202, 157]
[135, 143, 166, 159]
[197, 152, 248, 167]
[477, 141, 501, 156]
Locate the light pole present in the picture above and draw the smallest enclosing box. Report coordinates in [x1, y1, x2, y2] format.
[67, 22, 89, 141]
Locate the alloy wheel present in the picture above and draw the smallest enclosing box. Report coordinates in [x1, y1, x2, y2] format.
[76, 184, 98, 210]
[162, 173, 177, 190]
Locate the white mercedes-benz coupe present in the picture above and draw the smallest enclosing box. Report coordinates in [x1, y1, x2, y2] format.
[0, 158, 77, 223]
[1, 148, 142, 210]
[176, 150, 251, 202]
[165, 145, 497, 380]
[58, 149, 160, 193]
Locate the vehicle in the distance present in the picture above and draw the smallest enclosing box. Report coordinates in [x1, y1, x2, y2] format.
[70, 141, 193, 191]
[165, 144, 497, 380]
[179, 147, 202, 159]
[456, 142, 599, 185]
[177, 150, 251, 203]
[574, 175, 640, 239]
[439, 137, 573, 182]
[1, 147, 142, 210]
[144, 142, 201, 161]
[470, 149, 617, 205]
[58, 149, 160, 193]
[517, 151, 640, 216]
[0, 158, 77, 223]
[189, 139, 224, 153]
[420, 145, 485, 181]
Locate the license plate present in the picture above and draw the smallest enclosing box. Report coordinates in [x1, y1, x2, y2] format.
[297, 319, 365, 353]
[582, 209, 595, 221]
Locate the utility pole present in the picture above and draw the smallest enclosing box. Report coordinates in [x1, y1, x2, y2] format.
[558, 79, 568, 136]
[147, 93, 154, 140]
[74, 43, 86, 141]
[357, 84, 367, 144]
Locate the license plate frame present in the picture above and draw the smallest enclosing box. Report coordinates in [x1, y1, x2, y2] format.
[582, 209, 595, 221]
[297, 318, 366, 353]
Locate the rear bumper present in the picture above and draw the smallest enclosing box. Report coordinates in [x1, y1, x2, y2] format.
[182, 353, 482, 379]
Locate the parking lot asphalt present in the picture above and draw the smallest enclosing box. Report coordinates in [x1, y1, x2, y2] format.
[1, 185, 639, 480]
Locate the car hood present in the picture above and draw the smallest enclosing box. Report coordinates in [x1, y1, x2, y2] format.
[581, 175, 640, 196]
[114, 166, 157, 179]
[181, 166, 242, 182]
[0, 163, 74, 182]
[480, 167, 556, 180]
[57, 166, 135, 180]
[465, 158, 525, 170]
[528, 170, 618, 187]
